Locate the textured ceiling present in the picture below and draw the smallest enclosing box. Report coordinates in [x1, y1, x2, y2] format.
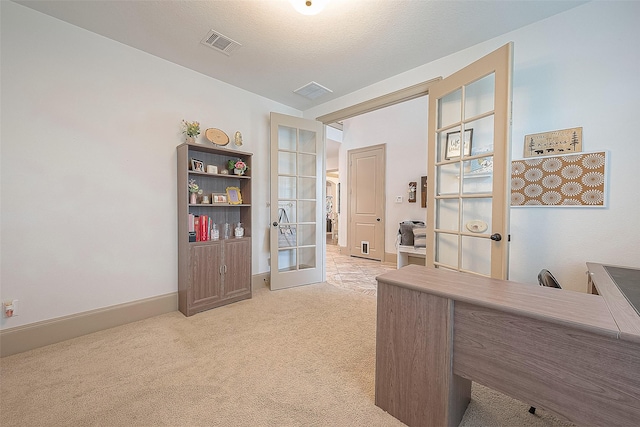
[15, 0, 586, 111]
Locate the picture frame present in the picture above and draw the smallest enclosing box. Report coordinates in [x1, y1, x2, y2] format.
[226, 187, 242, 205]
[190, 158, 204, 172]
[212, 193, 227, 204]
[523, 127, 583, 158]
[445, 129, 473, 160]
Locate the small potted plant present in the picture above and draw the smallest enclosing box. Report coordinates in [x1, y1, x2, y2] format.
[182, 120, 200, 144]
[188, 179, 203, 204]
[227, 159, 249, 175]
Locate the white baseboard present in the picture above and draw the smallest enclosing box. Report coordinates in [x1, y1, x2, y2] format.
[0, 292, 177, 358]
[252, 272, 270, 290]
[1, 271, 272, 357]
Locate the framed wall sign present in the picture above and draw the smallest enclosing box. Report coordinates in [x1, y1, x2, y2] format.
[445, 129, 473, 160]
[523, 127, 582, 158]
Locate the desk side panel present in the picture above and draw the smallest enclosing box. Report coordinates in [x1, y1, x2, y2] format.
[453, 302, 640, 427]
[375, 281, 470, 427]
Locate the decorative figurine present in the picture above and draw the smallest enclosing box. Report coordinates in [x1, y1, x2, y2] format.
[234, 131, 243, 147]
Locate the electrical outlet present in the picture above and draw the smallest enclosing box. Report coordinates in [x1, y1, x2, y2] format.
[3, 299, 18, 317]
[395, 196, 403, 203]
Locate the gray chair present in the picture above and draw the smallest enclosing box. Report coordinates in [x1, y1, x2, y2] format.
[529, 269, 562, 415]
[538, 269, 561, 288]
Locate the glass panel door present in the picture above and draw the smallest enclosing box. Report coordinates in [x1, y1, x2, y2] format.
[427, 44, 512, 279]
[270, 113, 324, 289]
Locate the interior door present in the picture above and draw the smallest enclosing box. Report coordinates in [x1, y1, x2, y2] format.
[426, 43, 513, 279]
[270, 112, 325, 290]
[348, 144, 385, 261]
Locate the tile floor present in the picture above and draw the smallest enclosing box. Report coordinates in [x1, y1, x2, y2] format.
[325, 241, 396, 296]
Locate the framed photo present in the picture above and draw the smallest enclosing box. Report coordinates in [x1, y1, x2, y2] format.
[445, 129, 473, 160]
[190, 158, 204, 172]
[213, 193, 227, 204]
[226, 187, 242, 205]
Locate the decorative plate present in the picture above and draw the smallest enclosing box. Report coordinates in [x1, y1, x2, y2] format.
[465, 220, 488, 233]
[205, 128, 229, 146]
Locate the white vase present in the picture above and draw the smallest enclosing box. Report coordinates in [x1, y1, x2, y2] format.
[234, 168, 244, 175]
[190, 193, 197, 204]
[186, 135, 195, 144]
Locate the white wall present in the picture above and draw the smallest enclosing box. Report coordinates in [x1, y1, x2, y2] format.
[3, 1, 640, 331]
[0, 2, 300, 329]
[308, 1, 640, 292]
[339, 98, 428, 249]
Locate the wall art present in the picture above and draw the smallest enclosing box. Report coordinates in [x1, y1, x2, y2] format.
[523, 127, 582, 158]
[511, 151, 606, 207]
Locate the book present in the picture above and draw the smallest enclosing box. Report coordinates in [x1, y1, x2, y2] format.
[200, 215, 208, 241]
[188, 213, 196, 242]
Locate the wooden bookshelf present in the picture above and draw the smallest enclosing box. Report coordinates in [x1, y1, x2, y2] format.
[177, 143, 252, 316]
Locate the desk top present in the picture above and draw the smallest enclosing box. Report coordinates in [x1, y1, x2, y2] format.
[604, 265, 640, 315]
[587, 262, 640, 342]
[377, 265, 621, 340]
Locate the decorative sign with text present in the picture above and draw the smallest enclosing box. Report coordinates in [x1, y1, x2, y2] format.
[523, 127, 582, 158]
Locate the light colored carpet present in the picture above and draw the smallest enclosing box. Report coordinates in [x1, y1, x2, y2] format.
[0, 282, 574, 426]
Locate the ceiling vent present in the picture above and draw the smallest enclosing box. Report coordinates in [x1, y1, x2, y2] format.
[294, 81, 333, 100]
[201, 30, 241, 56]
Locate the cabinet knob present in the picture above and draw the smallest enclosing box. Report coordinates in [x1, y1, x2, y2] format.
[273, 222, 278, 227]
[490, 233, 502, 241]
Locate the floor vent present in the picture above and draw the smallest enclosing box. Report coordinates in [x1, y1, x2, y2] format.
[294, 81, 333, 100]
[201, 30, 241, 56]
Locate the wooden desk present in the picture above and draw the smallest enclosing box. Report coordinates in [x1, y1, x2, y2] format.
[587, 262, 640, 342]
[375, 265, 640, 427]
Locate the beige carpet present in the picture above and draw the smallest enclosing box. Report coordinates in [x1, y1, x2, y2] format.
[0, 283, 574, 426]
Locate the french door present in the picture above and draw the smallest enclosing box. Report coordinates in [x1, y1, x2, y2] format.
[269, 113, 325, 290]
[426, 43, 513, 279]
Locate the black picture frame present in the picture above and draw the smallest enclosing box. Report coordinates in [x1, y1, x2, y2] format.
[190, 158, 204, 172]
[445, 129, 473, 160]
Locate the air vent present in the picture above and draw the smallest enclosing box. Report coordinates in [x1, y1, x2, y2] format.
[201, 30, 241, 56]
[294, 81, 333, 100]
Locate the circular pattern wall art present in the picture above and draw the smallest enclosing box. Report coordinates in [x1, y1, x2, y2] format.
[511, 151, 606, 207]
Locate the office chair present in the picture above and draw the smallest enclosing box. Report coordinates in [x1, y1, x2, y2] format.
[538, 269, 561, 289]
[529, 269, 562, 415]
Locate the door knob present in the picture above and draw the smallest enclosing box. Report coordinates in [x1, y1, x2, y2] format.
[273, 222, 278, 227]
[490, 233, 502, 241]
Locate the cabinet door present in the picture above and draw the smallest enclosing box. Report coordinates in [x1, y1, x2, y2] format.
[222, 238, 251, 299]
[190, 243, 222, 307]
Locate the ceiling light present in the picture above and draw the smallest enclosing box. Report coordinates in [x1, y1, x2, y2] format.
[290, 0, 329, 16]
